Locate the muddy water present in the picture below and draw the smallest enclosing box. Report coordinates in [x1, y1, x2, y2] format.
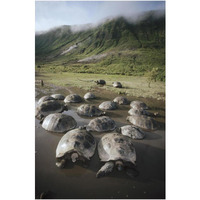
[35, 84, 165, 199]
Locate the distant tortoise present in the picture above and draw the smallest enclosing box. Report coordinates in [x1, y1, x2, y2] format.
[99, 101, 118, 110]
[126, 115, 157, 130]
[42, 113, 77, 133]
[130, 100, 148, 110]
[55, 128, 96, 168]
[96, 133, 138, 178]
[51, 94, 65, 100]
[113, 96, 129, 105]
[77, 104, 105, 117]
[84, 92, 96, 100]
[38, 95, 55, 104]
[117, 125, 145, 140]
[86, 116, 116, 132]
[112, 81, 122, 88]
[64, 94, 82, 103]
[35, 100, 68, 120]
[95, 80, 106, 85]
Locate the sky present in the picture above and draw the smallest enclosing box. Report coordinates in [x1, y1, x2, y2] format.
[35, 1, 165, 32]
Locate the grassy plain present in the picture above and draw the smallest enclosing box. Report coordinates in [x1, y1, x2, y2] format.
[35, 71, 165, 100]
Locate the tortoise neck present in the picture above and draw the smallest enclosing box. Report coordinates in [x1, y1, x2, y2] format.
[71, 152, 79, 163]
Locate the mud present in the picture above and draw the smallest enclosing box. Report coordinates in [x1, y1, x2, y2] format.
[35, 83, 165, 199]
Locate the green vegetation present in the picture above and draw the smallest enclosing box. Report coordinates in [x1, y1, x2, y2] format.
[146, 67, 161, 88]
[36, 12, 165, 81]
[35, 72, 165, 100]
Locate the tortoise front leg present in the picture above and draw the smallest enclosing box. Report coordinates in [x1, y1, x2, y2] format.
[96, 161, 114, 178]
[79, 156, 89, 168]
[124, 162, 139, 178]
[56, 159, 66, 168]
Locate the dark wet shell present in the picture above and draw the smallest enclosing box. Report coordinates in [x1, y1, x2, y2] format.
[130, 101, 148, 110]
[56, 128, 96, 159]
[99, 101, 118, 110]
[127, 115, 157, 130]
[84, 92, 96, 100]
[38, 96, 55, 104]
[42, 113, 77, 133]
[113, 96, 128, 105]
[51, 94, 65, 100]
[35, 100, 66, 120]
[98, 133, 136, 164]
[96, 80, 106, 85]
[128, 107, 150, 116]
[64, 94, 82, 103]
[112, 82, 122, 88]
[119, 125, 145, 139]
[77, 104, 105, 117]
[86, 116, 116, 132]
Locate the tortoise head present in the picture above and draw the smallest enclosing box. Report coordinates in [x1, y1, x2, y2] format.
[39, 117, 45, 124]
[35, 113, 45, 124]
[115, 160, 124, 171]
[71, 152, 79, 163]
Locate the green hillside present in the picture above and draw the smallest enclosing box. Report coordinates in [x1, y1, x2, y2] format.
[35, 11, 165, 81]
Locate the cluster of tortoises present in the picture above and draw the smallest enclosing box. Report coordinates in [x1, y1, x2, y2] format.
[36, 83, 159, 178]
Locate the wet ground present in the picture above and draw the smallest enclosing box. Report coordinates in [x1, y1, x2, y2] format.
[35, 83, 165, 199]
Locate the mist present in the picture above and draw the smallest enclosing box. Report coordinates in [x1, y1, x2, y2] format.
[36, 9, 164, 36]
[36, 1, 165, 33]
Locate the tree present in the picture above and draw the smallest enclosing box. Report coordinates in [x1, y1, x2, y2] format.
[146, 67, 159, 88]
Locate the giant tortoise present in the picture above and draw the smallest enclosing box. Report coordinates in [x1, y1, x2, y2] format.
[77, 104, 105, 117]
[86, 116, 116, 132]
[96, 133, 138, 178]
[64, 94, 82, 103]
[42, 113, 77, 133]
[55, 128, 96, 168]
[35, 100, 68, 120]
[126, 115, 157, 130]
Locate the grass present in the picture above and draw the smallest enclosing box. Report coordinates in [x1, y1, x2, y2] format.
[35, 72, 165, 100]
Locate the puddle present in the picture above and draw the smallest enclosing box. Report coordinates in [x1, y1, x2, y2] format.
[35, 84, 165, 199]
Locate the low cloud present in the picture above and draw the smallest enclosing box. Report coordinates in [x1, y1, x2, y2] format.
[36, 1, 165, 33]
